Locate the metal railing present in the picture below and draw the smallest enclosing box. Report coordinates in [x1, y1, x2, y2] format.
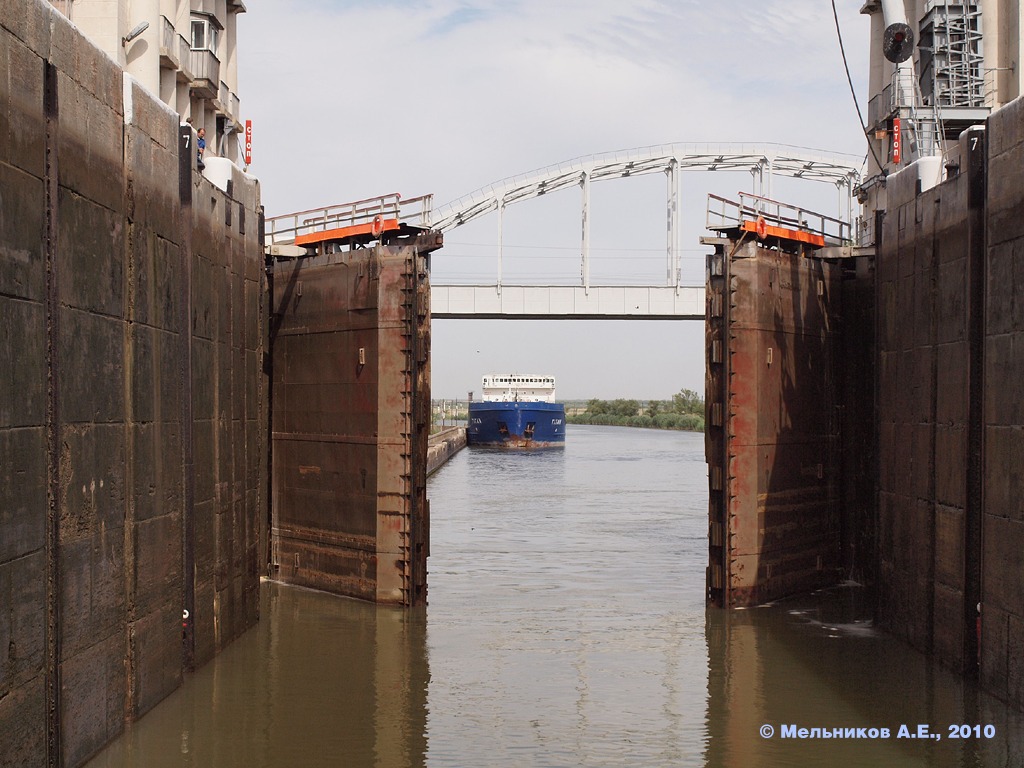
[867, 81, 896, 131]
[982, 66, 1015, 108]
[706, 192, 851, 246]
[924, 0, 985, 108]
[855, 214, 875, 249]
[867, 67, 941, 160]
[266, 193, 435, 245]
[868, 70, 923, 121]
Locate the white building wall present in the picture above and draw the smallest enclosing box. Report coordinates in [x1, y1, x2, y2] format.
[51, 0, 246, 167]
[70, 0, 126, 66]
[125, 0, 160, 95]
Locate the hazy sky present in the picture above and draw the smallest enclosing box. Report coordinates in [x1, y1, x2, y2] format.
[242, 1, 871, 399]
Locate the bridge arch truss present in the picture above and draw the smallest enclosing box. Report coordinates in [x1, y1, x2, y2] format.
[427, 143, 864, 316]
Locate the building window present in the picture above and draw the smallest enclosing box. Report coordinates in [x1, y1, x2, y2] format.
[190, 17, 218, 52]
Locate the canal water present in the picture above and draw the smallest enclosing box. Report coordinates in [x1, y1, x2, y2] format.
[87, 425, 1024, 767]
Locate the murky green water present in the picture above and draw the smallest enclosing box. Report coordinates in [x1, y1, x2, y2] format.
[87, 426, 1023, 767]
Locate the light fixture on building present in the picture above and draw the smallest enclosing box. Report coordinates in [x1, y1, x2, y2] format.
[122, 21, 150, 46]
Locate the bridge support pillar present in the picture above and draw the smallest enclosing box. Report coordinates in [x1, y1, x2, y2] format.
[667, 159, 680, 288]
[580, 171, 590, 293]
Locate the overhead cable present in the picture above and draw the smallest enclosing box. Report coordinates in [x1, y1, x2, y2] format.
[831, 0, 885, 171]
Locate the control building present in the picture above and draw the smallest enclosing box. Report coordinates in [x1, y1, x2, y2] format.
[858, 0, 1023, 246]
[49, 0, 247, 166]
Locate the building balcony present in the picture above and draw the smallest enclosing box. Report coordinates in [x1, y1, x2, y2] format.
[217, 79, 229, 113]
[177, 34, 193, 80]
[867, 69, 919, 131]
[213, 85, 243, 133]
[159, 16, 179, 69]
[49, 0, 73, 19]
[189, 48, 220, 99]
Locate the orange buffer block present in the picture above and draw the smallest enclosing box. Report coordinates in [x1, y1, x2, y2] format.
[741, 219, 826, 248]
[294, 217, 401, 246]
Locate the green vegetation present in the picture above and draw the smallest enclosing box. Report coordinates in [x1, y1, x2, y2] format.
[566, 389, 705, 432]
[431, 389, 705, 433]
[431, 400, 469, 431]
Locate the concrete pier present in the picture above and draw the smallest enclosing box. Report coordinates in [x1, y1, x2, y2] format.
[427, 427, 467, 475]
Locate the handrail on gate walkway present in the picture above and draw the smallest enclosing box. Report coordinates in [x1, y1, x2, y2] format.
[266, 193, 434, 248]
[706, 192, 852, 249]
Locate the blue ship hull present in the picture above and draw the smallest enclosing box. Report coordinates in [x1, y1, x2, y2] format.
[467, 401, 566, 448]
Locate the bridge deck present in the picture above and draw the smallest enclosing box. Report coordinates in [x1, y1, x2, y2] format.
[430, 284, 704, 319]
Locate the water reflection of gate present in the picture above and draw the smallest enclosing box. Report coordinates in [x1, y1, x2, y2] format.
[85, 582, 430, 767]
[258, 583, 429, 767]
[703, 588, 1024, 767]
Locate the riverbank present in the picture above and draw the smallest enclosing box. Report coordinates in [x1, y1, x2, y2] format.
[566, 413, 704, 431]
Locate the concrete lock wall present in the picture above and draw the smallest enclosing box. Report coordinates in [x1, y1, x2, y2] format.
[876, 130, 981, 672]
[704, 97, 1024, 710]
[982, 96, 1024, 709]
[878, 98, 1024, 709]
[0, 3, 266, 765]
[269, 240, 431, 607]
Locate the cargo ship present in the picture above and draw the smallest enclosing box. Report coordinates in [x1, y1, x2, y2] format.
[466, 374, 566, 448]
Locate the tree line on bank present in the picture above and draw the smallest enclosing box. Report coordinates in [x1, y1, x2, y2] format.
[566, 389, 705, 432]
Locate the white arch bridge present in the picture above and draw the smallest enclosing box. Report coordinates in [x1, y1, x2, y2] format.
[266, 142, 864, 319]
